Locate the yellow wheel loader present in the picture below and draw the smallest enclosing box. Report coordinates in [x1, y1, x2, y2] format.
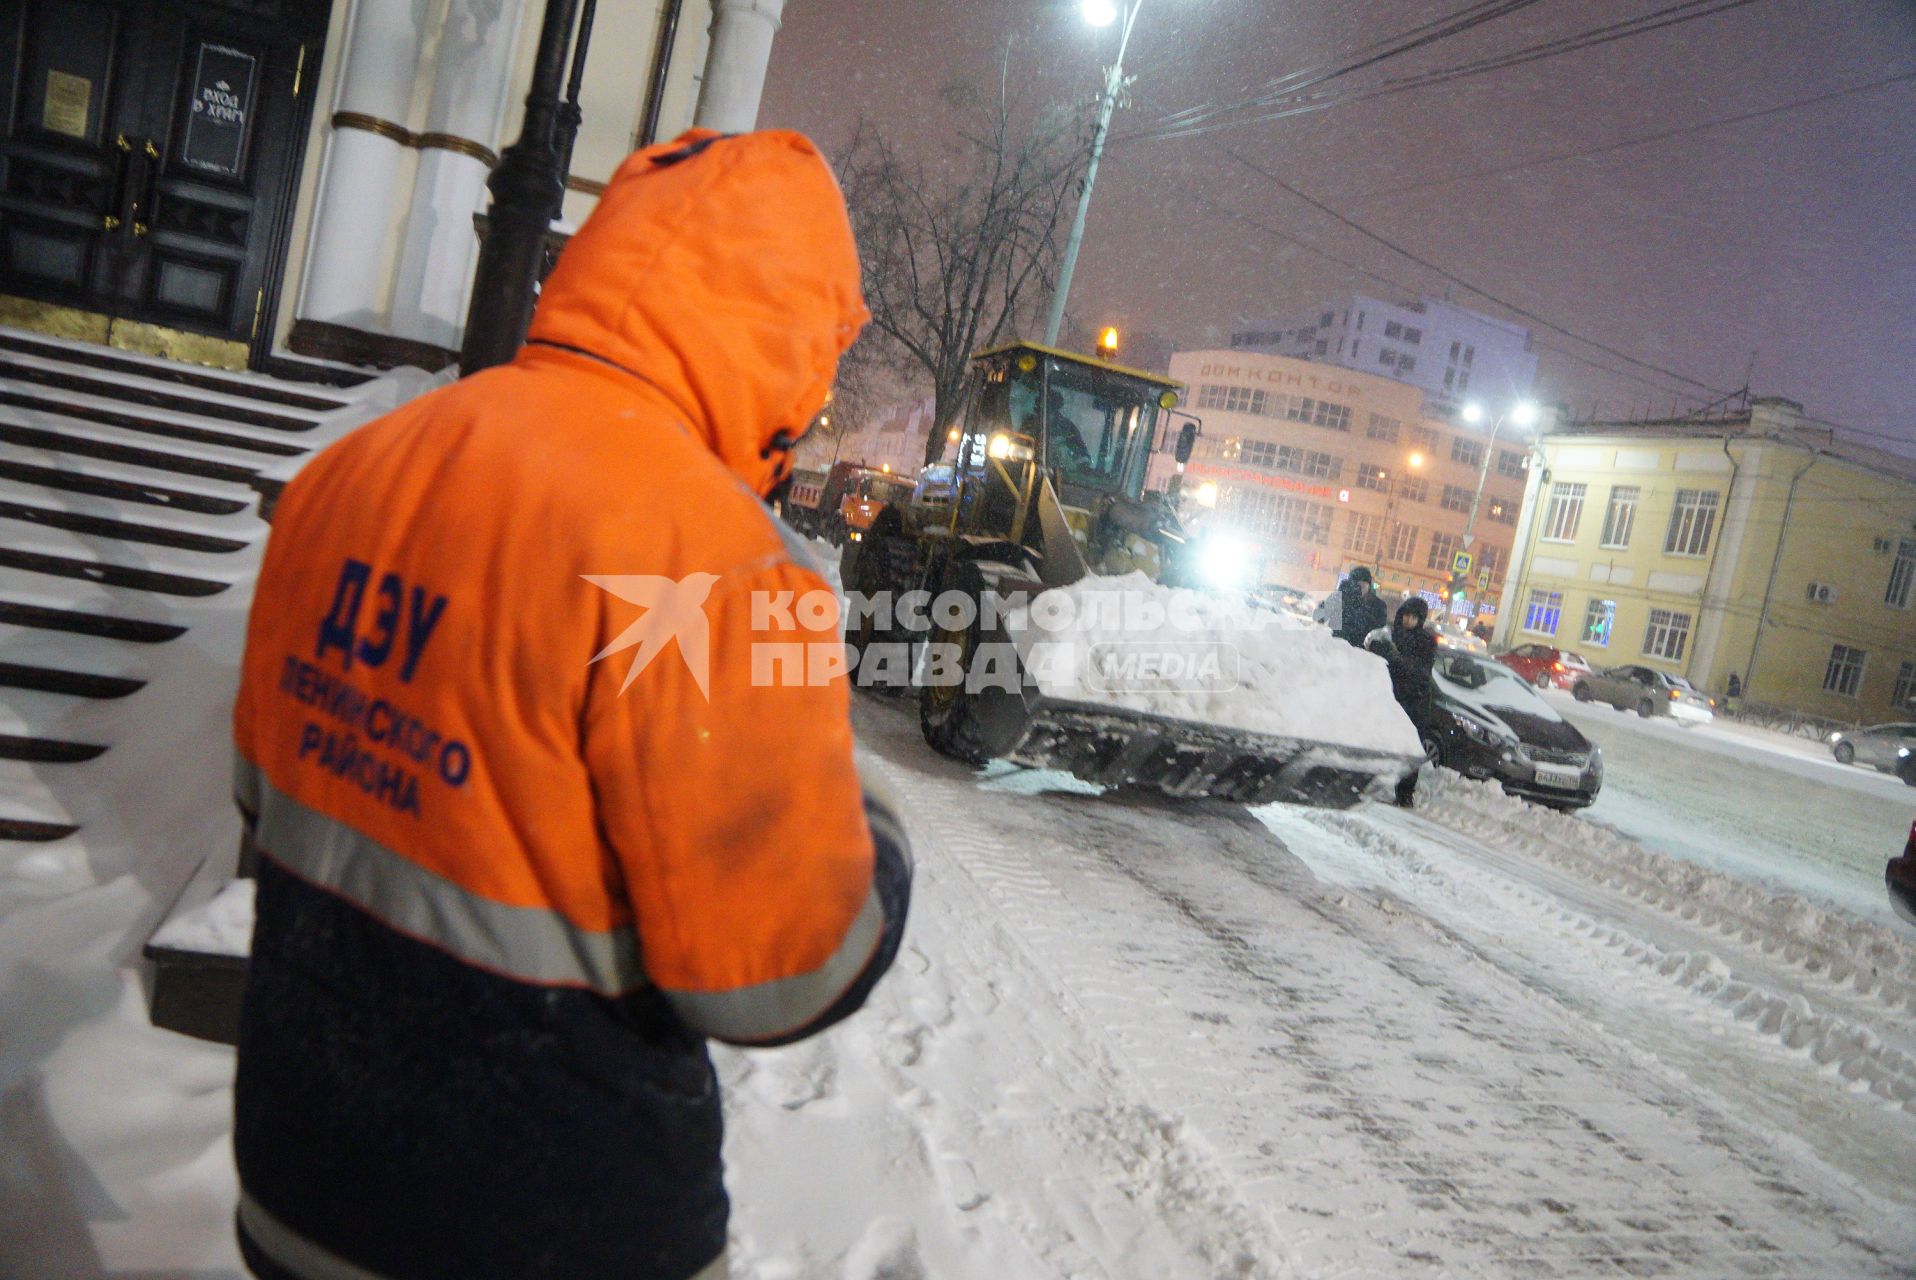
[843, 341, 1420, 808]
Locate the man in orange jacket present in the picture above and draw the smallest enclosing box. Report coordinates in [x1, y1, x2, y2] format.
[231, 130, 911, 1280]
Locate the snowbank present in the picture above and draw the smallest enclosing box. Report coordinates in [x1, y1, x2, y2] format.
[1012, 573, 1421, 757]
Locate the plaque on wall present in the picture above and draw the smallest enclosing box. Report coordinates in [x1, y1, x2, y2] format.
[42, 69, 92, 139]
[181, 43, 258, 178]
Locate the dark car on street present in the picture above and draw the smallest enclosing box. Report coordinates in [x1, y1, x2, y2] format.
[1572, 663, 1716, 725]
[1424, 652, 1603, 809]
[1827, 722, 1916, 785]
[1889, 819, 1916, 926]
[1497, 643, 1595, 691]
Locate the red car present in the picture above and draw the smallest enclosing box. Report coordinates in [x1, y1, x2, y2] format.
[1497, 643, 1595, 691]
[1889, 818, 1916, 927]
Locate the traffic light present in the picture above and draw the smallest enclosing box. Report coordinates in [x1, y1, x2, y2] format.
[1446, 572, 1469, 601]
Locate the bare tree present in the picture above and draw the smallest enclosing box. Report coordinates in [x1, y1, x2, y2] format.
[837, 81, 1082, 467]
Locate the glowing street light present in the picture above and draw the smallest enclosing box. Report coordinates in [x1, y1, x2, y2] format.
[1044, 0, 1150, 346]
[1461, 398, 1542, 551]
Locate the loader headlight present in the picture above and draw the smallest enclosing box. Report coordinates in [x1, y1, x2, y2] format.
[987, 432, 1035, 462]
[1197, 532, 1254, 589]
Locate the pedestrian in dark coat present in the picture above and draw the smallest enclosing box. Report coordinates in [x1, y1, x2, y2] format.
[1329, 566, 1388, 647]
[1367, 596, 1438, 806]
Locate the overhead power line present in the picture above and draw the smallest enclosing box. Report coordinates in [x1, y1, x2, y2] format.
[1124, 0, 1769, 147]
[1351, 70, 1916, 201]
[1143, 0, 1554, 134]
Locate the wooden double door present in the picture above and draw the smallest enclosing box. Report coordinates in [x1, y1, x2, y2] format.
[0, 0, 330, 368]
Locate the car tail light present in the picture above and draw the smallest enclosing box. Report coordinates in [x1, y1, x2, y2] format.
[1552, 661, 1565, 671]
[1670, 689, 1681, 699]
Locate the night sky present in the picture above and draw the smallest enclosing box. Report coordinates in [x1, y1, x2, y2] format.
[757, 0, 1916, 453]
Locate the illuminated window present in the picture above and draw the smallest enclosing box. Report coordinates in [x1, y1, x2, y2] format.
[1524, 589, 1564, 636]
[1582, 598, 1615, 646]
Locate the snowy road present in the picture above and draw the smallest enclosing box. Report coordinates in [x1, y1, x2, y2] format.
[1545, 693, 1913, 925]
[9, 690, 1914, 1277]
[718, 699, 1916, 1278]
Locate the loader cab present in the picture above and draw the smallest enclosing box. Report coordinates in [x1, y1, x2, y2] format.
[956, 342, 1181, 520]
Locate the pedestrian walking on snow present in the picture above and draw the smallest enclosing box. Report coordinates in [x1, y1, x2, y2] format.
[1367, 595, 1439, 807]
[230, 130, 910, 1280]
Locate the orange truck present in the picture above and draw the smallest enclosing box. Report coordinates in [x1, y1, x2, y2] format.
[781, 461, 914, 544]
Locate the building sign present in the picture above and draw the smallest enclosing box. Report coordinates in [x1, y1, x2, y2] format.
[1188, 461, 1337, 501]
[42, 69, 91, 139]
[1452, 550, 1474, 575]
[1195, 361, 1362, 399]
[181, 43, 258, 177]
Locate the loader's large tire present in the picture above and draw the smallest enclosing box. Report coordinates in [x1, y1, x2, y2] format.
[920, 559, 1024, 766]
[844, 514, 915, 692]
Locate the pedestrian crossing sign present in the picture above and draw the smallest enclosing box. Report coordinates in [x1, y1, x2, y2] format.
[1478, 569, 1492, 589]
[1452, 550, 1473, 575]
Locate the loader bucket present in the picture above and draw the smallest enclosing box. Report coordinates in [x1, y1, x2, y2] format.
[1006, 697, 1417, 809]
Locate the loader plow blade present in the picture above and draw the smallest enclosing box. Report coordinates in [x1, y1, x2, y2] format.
[1006, 698, 1418, 809]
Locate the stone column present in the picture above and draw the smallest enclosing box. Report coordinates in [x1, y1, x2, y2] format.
[388, 0, 528, 350]
[297, 0, 432, 327]
[693, 0, 786, 134]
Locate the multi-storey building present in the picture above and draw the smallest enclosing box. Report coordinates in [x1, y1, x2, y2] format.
[1494, 398, 1916, 721]
[1231, 293, 1537, 419]
[1167, 349, 1530, 603]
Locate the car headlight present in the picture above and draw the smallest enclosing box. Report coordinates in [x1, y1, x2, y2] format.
[1829, 732, 1844, 743]
[1455, 715, 1504, 747]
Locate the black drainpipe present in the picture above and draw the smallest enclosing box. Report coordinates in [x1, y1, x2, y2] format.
[637, 0, 687, 148]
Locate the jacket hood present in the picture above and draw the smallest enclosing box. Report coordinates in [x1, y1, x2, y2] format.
[525, 129, 869, 496]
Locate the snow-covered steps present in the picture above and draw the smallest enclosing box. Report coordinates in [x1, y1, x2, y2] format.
[0, 326, 398, 851]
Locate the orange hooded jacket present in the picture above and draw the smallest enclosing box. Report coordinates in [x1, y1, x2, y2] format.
[235, 129, 893, 1045]
[232, 130, 906, 1280]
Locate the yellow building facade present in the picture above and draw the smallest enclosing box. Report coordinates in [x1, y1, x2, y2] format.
[1494, 399, 1916, 723]
[1170, 350, 1529, 604]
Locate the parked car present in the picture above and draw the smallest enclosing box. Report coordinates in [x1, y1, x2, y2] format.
[1497, 643, 1595, 691]
[1571, 664, 1716, 725]
[1433, 622, 1488, 655]
[1888, 818, 1916, 926]
[1424, 651, 1604, 809]
[1827, 723, 1916, 783]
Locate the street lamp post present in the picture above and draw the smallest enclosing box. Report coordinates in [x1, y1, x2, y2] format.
[1375, 449, 1427, 579]
[1456, 399, 1538, 618]
[1043, 0, 1146, 347]
[1459, 400, 1539, 551]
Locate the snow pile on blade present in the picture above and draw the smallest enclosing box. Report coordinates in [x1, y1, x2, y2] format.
[1011, 572, 1421, 757]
